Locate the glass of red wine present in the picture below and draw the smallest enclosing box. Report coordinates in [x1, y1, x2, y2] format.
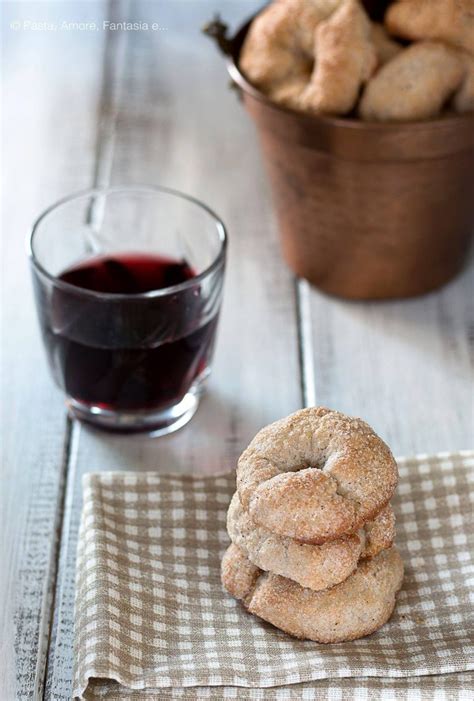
[29, 186, 227, 435]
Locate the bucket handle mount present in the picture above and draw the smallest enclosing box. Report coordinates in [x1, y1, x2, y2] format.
[202, 15, 233, 57]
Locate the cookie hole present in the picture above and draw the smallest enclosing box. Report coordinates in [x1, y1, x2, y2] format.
[285, 462, 320, 473]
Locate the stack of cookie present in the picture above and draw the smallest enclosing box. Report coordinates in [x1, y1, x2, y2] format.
[222, 407, 404, 643]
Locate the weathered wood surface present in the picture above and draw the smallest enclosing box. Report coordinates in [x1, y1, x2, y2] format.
[1, 0, 473, 699]
[305, 261, 474, 455]
[1, 2, 107, 699]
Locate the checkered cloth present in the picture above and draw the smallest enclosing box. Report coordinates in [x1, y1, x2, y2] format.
[73, 451, 474, 700]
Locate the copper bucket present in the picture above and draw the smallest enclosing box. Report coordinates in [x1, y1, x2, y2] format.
[205, 16, 474, 300]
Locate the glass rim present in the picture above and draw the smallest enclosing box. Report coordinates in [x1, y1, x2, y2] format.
[28, 184, 228, 300]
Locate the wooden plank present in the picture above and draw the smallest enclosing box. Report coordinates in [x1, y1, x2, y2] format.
[304, 262, 474, 455]
[0, 3, 107, 698]
[43, 3, 130, 695]
[45, 1, 301, 698]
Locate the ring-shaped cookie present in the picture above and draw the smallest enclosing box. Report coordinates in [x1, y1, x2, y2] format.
[240, 0, 376, 116]
[222, 544, 404, 643]
[359, 41, 465, 122]
[227, 493, 395, 591]
[298, 0, 377, 115]
[236, 407, 398, 544]
[239, 0, 340, 94]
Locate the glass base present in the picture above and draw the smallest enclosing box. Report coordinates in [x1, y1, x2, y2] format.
[66, 389, 200, 436]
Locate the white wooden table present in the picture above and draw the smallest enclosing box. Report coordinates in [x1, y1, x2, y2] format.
[1, 2, 473, 699]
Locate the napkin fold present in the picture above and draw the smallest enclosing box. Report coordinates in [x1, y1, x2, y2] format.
[74, 451, 474, 700]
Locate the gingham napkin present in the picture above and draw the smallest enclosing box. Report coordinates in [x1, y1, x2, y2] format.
[73, 451, 474, 700]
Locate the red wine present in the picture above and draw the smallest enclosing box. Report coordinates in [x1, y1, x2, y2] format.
[36, 253, 218, 414]
[59, 253, 196, 294]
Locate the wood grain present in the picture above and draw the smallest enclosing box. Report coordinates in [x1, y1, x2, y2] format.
[0, 3, 107, 699]
[304, 261, 474, 454]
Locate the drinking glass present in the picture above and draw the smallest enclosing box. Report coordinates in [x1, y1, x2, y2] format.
[29, 185, 227, 435]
